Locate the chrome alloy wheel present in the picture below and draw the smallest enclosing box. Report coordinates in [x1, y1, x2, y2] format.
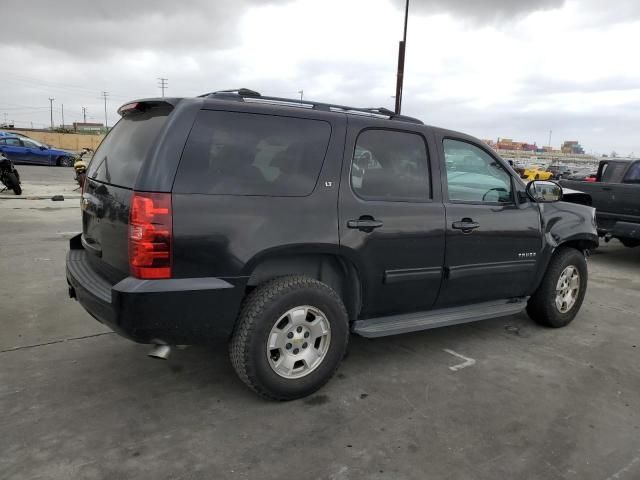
[555, 265, 580, 313]
[266, 306, 331, 379]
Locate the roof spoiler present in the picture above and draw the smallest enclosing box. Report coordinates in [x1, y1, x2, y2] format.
[117, 98, 178, 116]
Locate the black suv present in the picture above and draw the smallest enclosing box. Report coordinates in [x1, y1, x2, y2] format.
[67, 89, 598, 400]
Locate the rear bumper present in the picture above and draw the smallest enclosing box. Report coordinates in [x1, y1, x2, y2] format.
[597, 217, 640, 241]
[66, 238, 245, 345]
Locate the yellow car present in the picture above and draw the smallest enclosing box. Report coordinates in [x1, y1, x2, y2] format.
[522, 166, 553, 181]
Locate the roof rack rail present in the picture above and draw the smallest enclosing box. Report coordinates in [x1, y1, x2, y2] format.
[199, 88, 423, 125]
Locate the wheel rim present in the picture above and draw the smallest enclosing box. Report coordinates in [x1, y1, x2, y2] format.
[555, 266, 580, 313]
[61, 157, 73, 167]
[266, 305, 331, 379]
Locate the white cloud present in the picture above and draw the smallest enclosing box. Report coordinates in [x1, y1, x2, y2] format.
[0, 0, 638, 154]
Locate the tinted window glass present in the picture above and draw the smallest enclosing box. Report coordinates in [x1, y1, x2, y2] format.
[444, 139, 513, 203]
[22, 139, 41, 148]
[601, 162, 629, 183]
[174, 110, 331, 196]
[351, 129, 430, 202]
[87, 106, 172, 188]
[624, 162, 640, 183]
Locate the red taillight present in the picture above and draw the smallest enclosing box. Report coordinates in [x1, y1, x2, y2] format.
[128, 192, 172, 279]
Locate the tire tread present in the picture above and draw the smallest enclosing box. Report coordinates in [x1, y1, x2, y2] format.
[229, 275, 348, 400]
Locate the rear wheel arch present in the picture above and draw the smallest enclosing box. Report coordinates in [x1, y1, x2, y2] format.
[246, 253, 362, 322]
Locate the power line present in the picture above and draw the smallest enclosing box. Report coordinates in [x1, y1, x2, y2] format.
[158, 77, 168, 97]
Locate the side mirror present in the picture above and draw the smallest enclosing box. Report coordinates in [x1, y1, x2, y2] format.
[526, 180, 563, 203]
[39, 145, 47, 150]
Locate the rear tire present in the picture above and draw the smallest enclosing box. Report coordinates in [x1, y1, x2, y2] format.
[527, 248, 588, 328]
[620, 239, 640, 248]
[229, 276, 349, 400]
[6, 173, 21, 195]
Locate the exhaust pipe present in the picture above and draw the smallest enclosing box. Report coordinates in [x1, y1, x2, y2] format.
[148, 344, 171, 360]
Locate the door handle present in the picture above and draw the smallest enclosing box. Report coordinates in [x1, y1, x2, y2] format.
[347, 217, 383, 233]
[452, 218, 480, 233]
[602, 187, 612, 191]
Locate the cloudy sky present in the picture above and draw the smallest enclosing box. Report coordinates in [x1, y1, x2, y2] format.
[2, 0, 639, 155]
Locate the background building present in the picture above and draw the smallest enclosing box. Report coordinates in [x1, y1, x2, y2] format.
[561, 141, 585, 154]
[73, 122, 104, 133]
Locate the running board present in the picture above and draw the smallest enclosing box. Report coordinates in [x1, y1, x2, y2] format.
[352, 298, 528, 338]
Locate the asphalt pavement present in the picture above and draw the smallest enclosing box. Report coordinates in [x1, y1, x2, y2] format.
[1, 166, 639, 480]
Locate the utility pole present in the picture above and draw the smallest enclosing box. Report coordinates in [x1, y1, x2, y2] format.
[298, 90, 304, 102]
[158, 77, 168, 97]
[82, 107, 87, 123]
[394, 0, 410, 114]
[61, 104, 65, 129]
[101, 91, 109, 129]
[548, 129, 553, 149]
[48, 97, 55, 129]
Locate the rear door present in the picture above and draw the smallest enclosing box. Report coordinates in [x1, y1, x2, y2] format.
[0, 137, 29, 164]
[435, 134, 543, 307]
[338, 118, 445, 319]
[82, 103, 174, 282]
[616, 161, 640, 221]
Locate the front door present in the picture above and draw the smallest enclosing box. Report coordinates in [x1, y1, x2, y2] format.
[21, 139, 51, 165]
[338, 119, 445, 319]
[435, 136, 543, 307]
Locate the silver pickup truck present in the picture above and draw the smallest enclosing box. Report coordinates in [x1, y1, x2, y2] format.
[561, 159, 640, 247]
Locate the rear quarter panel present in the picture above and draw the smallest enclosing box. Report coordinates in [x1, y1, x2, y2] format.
[171, 111, 346, 280]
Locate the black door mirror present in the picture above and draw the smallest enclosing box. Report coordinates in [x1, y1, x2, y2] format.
[526, 180, 563, 203]
[39, 145, 47, 150]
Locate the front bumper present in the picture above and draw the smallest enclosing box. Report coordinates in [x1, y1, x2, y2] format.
[66, 239, 245, 345]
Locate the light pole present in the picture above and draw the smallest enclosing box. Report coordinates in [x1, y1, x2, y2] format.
[298, 90, 304, 102]
[394, 0, 409, 114]
[48, 97, 55, 129]
[102, 91, 109, 129]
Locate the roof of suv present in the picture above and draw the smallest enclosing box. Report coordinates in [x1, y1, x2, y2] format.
[167, 88, 426, 126]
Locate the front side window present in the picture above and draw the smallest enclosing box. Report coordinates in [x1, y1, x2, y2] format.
[174, 111, 331, 196]
[443, 139, 513, 203]
[22, 139, 41, 149]
[351, 129, 430, 202]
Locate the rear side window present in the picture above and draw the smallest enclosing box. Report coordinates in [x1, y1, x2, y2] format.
[87, 106, 172, 188]
[174, 110, 331, 196]
[600, 162, 627, 183]
[624, 162, 640, 184]
[351, 129, 430, 202]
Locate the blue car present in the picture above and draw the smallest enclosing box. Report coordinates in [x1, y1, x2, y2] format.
[0, 135, 75, 166]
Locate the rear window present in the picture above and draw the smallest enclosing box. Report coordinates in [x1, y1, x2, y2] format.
[87, 105, 172, 188]
[173, 110, 331, 196]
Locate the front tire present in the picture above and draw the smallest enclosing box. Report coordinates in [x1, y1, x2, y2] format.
[229, 276, 349, 400]
[527, 248, 588, 328]
[58, 156, 74, 167]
